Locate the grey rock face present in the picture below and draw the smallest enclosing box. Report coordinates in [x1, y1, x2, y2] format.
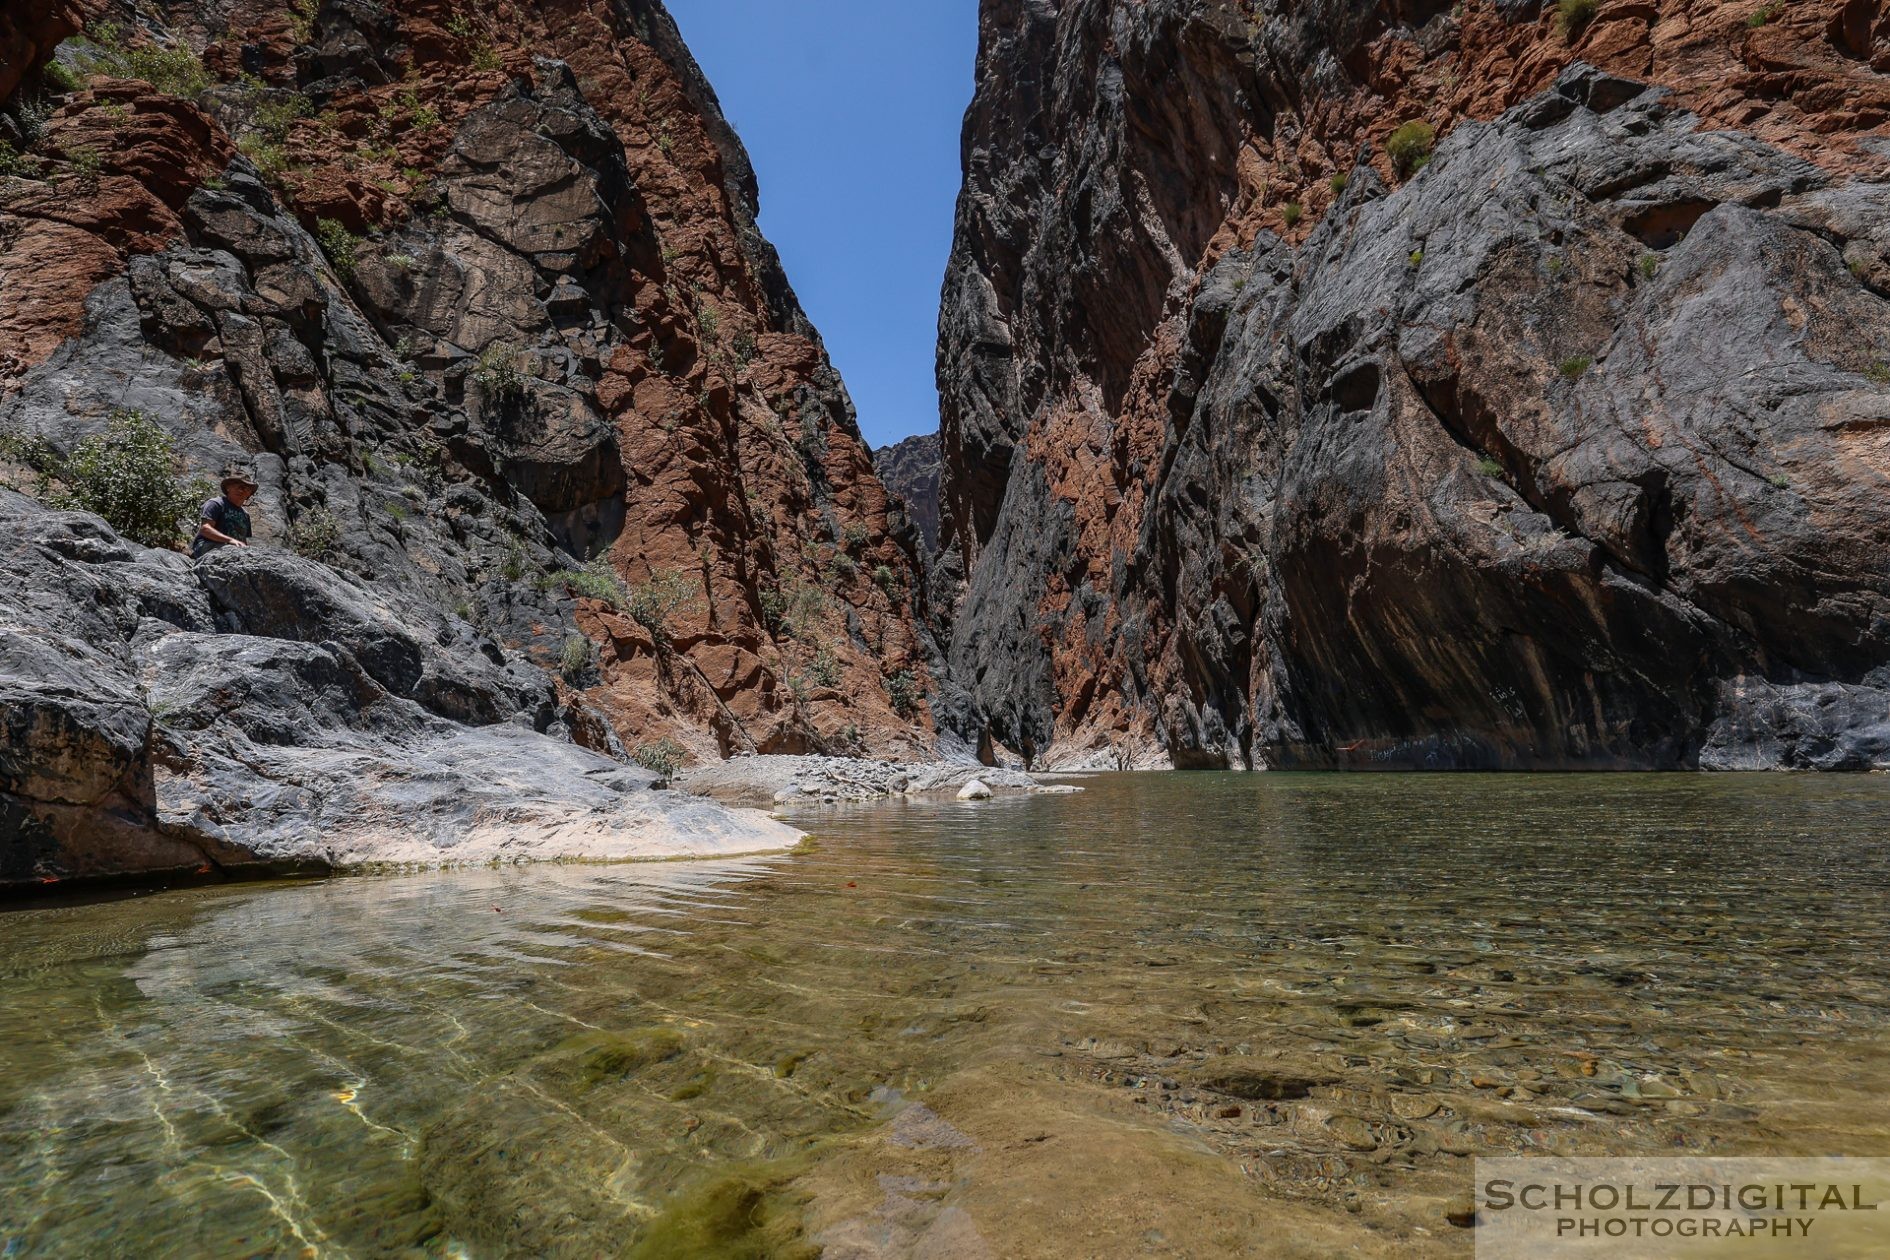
[1156, 68, 1890, 768]
[0, 490, 799, 889]
[874, 432, 942, 553]
[939, 13, 1890, 770]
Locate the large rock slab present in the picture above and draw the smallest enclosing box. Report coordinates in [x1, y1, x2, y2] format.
[0, 493, 800, 890]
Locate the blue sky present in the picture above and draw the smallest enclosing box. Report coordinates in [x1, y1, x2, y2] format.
[667, 0, 980, 448]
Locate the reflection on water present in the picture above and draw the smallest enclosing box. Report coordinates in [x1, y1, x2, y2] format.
[3, 773, 1890, 1257]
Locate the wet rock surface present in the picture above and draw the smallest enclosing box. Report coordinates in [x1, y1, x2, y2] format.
[937, 0, 1890, 768]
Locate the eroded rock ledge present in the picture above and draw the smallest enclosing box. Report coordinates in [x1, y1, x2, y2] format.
[0, 491, 800, 893]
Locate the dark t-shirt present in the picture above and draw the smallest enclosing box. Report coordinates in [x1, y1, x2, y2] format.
[191, 495, 252, 558]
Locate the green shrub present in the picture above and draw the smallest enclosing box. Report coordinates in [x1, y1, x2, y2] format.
[1281, 201, 1302, 228]
[1385, 120, 1435, 178]
[1556, 0, 1599, 40]
[768, 577, 828, 641]
[1329, 171, 1348, 195]
[885, 669, 921, 719]
[626, 568, 700, 647]
[558, 635, 593, 682]
[1558, 354, 1593, 379]
[696, 303, 720, 339]
[32, 409, 207, 548]
[1408, 248, 1424, 269]
[0, 141, 42, 179]
[473, 342, 528, 404]
[873, 563, 899, 596]
[633, 737, 687, 779]
[238, 135, 289, 178]
[808, 646, 841, 688]
[1638, 253, 1659, 281]
[1865, 362, 1890, 386]
[287, 0, 319, 40]
[757, 583, 786, 632]
[315, 218, 358, 279]
[251, 93, 311, 142]
[829, 553, 857, 580]
[1475, 456, 1504, 478]
[1746, 2, 1781, 27]
[74, 25, 210, 99]
[66, 145, 102, 191]
[560, 558, 626, 607]
[41, 60, 83, 95]
[289, 504, 341, 559]
[470, 44, 502, 72]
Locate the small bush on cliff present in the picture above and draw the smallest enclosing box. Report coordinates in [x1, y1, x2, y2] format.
[1558, 354, 1593, 379]
[74, 23, 211, 99]
[626, 568, 701, 648]
[1555, 0, 1599, 41]
[564, 558, 629, 608]
[289, 505, 342, 560]
[33, 410, 207, 548]
[473, 343, 529, 405]
[1475, 456, 1504, 478]
[0, 142, 42, 180]
[873, 564, 900, 597]
[1745, 2, 1781, 28]
[288, 0, 319, 42]
[251, 93, 312, 142]
[885, 670, 921, 719]
[559, 635, 595, 683]
[1385, 121, 1435, 178]
[40, 60, 83, 96]
[633, 738, 687, 779]
[808, 646, 842, 688]
[1281, 201, 1303, 228]
[1329, 172, 1348, 195]
[315, 219, 359, 280]
[66, 146, 102, 192]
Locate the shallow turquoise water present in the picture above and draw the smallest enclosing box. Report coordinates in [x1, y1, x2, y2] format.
[3, 773, 1890, 1257]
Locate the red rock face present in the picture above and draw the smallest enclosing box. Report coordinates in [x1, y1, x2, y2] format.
[938, 0, 1890, 768]
[0, 2, 87, 107]
[1, 0, 940, 768]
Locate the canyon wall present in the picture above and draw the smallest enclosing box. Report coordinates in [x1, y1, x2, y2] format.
[937, 0, 1890, 769]
[0, 0, 938, 885]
